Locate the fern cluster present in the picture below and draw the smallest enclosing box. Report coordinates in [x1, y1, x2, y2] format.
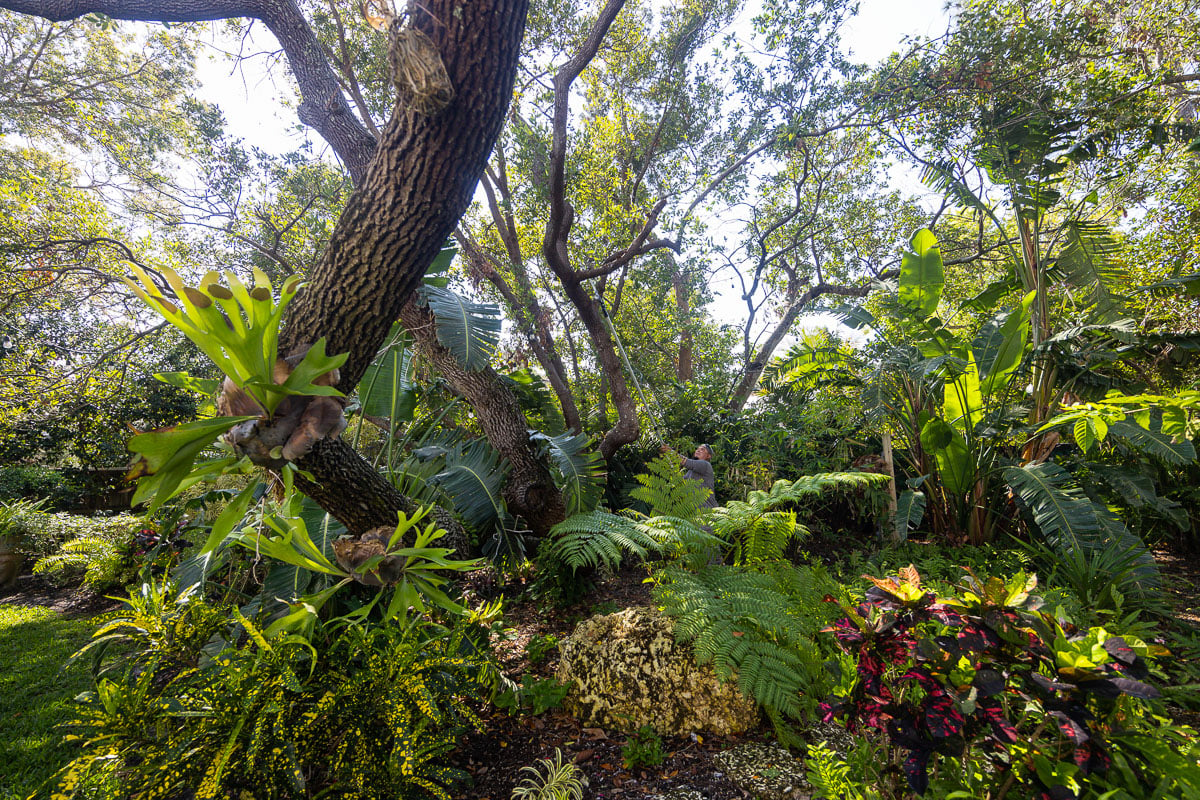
[34, 535, 135, 590]
[629, 454, 710, 518]
[653, 563, 843, 743]
[547, 510, 718, 572]
[714, 473, 891, 564]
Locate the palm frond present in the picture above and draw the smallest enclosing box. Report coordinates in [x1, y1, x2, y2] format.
[1052, 220, 1128, 319]
[429, 438, 510, 531]
[419, 286, 501, 370]
[532, 431, 606, 516]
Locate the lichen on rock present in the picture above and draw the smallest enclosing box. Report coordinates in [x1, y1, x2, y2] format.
[715, 743, 811, 800]
[555, 606, 758, 736]
[714, 742, 811, 800]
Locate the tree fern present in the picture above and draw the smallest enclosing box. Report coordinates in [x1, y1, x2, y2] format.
[629, 454, 709, 519]
[654, 564, 838, 739]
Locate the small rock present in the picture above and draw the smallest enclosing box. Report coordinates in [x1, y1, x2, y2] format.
[647, 790, 705, 800]
[713, 742, 811, 800]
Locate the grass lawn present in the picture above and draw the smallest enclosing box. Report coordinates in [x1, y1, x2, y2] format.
[0, 604, 95, 800]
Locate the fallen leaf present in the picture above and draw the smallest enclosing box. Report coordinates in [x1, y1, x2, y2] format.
[574, 748, 594, 764]
[583, 727, 609, 740]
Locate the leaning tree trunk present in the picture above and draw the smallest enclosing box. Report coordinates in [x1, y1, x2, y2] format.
[400, 299, 566, 538]
[3, 0, 534, 534]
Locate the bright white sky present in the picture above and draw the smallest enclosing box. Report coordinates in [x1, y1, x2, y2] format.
[191, 0, 955, 346]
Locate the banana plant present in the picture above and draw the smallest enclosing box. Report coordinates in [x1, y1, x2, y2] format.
[846, 229, 1037, 543]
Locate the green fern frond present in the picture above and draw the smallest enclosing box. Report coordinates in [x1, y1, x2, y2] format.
[654, 565, 831, 732]
[548, 511, 658, 571]
[630, 455, 709, 519]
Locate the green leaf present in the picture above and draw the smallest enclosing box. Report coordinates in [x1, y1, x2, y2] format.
[977, 291, 1034, 395]
[1003, 462, 1099, 549]
[920, 418, 973, 495]
[960, 275, 1020, 313]
[419, 285, 501, 371]
[894, 490, 926, 542]
[943, 352, 983, 433]
[430, 439, 510, 531]
[279, 338, 348, 396]
[359, 330, 418, 421]
[898, 228, 944, 318]
[531, 431, 606, 516]
[154, 371, 222, 396]
[128, 417, 252, 511]
[1106, 420, 1196, 465]
[200, 481, 258, 554]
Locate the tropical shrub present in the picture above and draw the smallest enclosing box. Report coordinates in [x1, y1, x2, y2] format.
[52, 596, 492, 800]
[20, 511, 150, 589]
[0, 465, 85, 508]
[820, 566, 1200, 798]
[653, 562, 844, 743]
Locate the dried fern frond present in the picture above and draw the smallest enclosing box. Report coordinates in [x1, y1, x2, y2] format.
[388, 24, 454, 115]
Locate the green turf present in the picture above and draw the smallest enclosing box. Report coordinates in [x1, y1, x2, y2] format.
[0, 604, 95, 800]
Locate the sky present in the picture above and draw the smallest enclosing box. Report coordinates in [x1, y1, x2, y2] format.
[191, 0, 955, 345]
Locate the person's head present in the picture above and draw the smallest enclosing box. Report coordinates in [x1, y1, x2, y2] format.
[694, 443, 713, 461]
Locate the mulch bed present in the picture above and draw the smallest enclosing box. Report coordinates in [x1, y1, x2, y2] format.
[453, 565, 761, 799]
[0, 572, 122, 618]
[7, 544, 1200, 799]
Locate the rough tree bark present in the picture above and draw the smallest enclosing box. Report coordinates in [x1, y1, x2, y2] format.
[5, 0, 534, 534]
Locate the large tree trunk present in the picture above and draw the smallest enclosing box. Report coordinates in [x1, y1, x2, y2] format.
[7, 0, 534, 534]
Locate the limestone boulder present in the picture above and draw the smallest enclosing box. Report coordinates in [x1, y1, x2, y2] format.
[555, 606, 759, 736]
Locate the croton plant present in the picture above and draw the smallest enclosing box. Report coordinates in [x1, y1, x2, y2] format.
[818, 566, 1192, 799]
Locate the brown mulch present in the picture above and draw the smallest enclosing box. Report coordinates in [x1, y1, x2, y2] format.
[0, 572, 121, 618]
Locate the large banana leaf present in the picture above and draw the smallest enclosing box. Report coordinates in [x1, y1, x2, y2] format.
[531, 431, 606, 516]
[1005, 462, 1159, 594]
[419, 285, 501, 371]
[975, 291, 1034, 396]
[920, 418, 974, 496]
[894, 489, 926, 542]
[897, 228, 944, 318]
[943, 353, 983, 434]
